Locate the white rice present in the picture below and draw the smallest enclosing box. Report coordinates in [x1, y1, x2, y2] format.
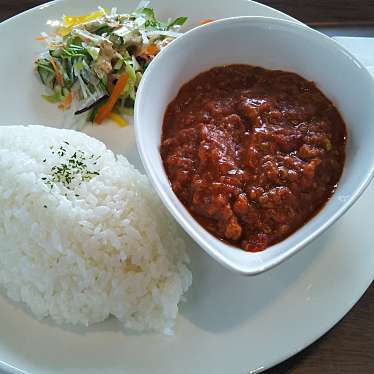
[0, 125, 192, 334]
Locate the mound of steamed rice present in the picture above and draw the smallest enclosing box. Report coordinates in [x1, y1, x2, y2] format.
[0, 125, 192, 334]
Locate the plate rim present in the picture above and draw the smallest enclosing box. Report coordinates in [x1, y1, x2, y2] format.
[0, 1, 372, 374]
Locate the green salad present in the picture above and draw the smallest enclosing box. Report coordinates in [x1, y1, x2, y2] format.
[34, 3, 187, 126]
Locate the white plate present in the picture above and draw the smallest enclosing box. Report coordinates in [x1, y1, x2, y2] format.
[0, 1, 372, 373]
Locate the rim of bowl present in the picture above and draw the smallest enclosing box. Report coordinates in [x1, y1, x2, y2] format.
[135, 16, 374, 275]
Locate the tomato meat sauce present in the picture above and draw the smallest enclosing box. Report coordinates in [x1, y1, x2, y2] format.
[161, 65, 347, 252]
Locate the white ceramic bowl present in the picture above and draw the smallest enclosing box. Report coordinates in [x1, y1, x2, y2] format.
[135, 16, 374, 275]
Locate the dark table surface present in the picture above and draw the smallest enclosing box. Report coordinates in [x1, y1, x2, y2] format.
[0, 1, 373, 373]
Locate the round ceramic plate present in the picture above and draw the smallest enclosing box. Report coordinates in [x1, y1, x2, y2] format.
[0, 1, 373, 373]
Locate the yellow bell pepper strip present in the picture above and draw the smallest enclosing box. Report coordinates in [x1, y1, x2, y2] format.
[108, 112, 128, 127]
[58, 9, 107, 37]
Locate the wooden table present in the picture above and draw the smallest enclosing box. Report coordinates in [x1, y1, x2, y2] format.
[0, 1, 373, 373]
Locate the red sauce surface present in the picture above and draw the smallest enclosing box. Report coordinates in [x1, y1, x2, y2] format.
[161, 65, 347, 252]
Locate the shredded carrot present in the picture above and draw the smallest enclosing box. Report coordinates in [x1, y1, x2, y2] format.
[35, 35, 47, 41]
[95, 73, 129, 124]
[58, 93, 73, 110]
[50, 57, 64, 87]
[64, 93, 73, 107]
[108, 112, 128, 127]
[145, 44, 159, 56]
[200, 18, 214, 25]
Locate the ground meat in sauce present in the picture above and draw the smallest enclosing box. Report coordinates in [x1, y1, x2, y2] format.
[160, 65, 347, 252]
